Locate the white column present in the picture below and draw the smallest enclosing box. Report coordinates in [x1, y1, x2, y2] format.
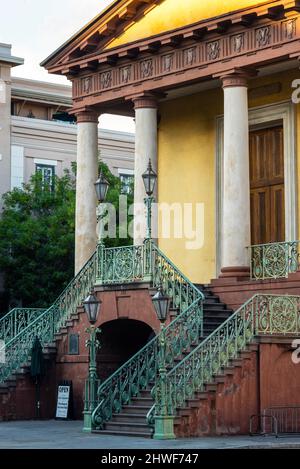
[75, 110, 99, 274]
[133, 96, 158, 245]
[220, 73, 251, 277]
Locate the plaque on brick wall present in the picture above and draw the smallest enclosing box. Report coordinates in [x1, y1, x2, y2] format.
[55, 381, 73, 420]
[69, 334, 79, 355]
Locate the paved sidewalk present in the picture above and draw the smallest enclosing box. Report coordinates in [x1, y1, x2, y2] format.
[0, 420, 300, 449]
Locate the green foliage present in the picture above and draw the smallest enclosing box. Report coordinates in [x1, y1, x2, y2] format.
[0, 171, 76, 309]
[0, 161, 133, 310]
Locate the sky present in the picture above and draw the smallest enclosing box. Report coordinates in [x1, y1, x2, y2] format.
[0, 0, 135, 133]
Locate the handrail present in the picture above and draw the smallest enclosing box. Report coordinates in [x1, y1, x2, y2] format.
[0, 308, 46, 344]
[91, 242, 204, 430]
[148, 293, 300, 424]
[249, 240, 300, 280]
[0, 247, 98, 383]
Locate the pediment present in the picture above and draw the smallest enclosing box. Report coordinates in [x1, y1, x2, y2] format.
[42, 0, 295, 74]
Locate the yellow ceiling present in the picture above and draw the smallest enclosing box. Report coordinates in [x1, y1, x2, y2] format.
[106, 0, 269, 49]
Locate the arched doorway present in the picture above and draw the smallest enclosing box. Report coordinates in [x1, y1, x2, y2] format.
[96, 319, 155, 381]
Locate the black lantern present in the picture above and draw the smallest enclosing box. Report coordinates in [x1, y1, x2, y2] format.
[83, 291, 101, 325]
[142, 159, 157, 197]
[152, 287, 170, 323]
[94, 172, 109, 203]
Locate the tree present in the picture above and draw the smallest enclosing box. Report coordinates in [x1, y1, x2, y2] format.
[0, 161, 133, 312]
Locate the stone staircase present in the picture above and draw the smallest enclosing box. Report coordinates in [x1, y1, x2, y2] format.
[93, 284, 233, 437]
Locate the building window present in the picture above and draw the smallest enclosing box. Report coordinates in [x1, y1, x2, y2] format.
[119, 173, 134, 195]
[36, 164, 55, 189]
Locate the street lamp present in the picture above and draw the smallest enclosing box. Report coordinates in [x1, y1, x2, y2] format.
[142, 159, 157, 240]
[94, 171, 109, 283]
[151, 286, 175, 440]
[95, 171, 110, 245]
[83, 290, 102, 432]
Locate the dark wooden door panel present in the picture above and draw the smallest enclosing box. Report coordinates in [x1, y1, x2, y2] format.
[250, 125, 284, 245]
[270, 185, 285, 243]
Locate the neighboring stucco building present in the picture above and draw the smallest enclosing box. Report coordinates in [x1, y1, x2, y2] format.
[0, 43, 135, 207]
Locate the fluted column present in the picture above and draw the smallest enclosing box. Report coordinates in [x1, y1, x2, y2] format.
[220, 72, 251, 277]
[133, 95, 158, 245]
[75, 110, 99, 274]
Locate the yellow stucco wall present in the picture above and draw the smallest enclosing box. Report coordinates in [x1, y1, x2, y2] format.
[107, 0, 268, 49]
[157, 69, 300, 284]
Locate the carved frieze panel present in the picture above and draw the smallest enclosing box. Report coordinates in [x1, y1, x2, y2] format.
[256, 26, 271, 47]
[184, 47, 196, 66]
[232, 34, 244, 54]
[207, 41, 220, 61]
[120, 65, 132, 83]
[140, 59, 153, 78]
[284, 19, 296, 39]
[82, 76, 92, 94]
[162, 54, 174, 72]
[100, 71, 112, 89]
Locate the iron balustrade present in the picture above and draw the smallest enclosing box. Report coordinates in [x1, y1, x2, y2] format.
[249, 240, 300, 280]
[91, 242, 204, 430]
[147, 294, 300, 425]
[0, 249, 98, 383]
[0, 308, 46, 344]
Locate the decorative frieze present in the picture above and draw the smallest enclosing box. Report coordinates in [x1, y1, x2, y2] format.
[72, 15, 300, 101]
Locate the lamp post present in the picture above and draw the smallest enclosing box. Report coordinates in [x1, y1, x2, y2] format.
[142, 159, 157, 241]
[83, 290, 101, 432]
[94, 171, 109, 283]
[151, 286, 175, 440]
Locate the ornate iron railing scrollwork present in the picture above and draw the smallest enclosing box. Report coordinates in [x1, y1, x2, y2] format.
[250, 241, 300, 280]
[147, 294, 300, 424]
[0, 308, 46, 344]
[0, 250, 98, 383]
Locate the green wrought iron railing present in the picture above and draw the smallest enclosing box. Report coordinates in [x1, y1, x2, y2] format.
[249, 240, 300, 280]
[91, 242, 204, 430]
[148, 294, 300, 424]
[0, 248, 98, 383]
[0, 308, 46, 344]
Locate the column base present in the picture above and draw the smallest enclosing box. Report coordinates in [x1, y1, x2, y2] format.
[82, 411, 93, 433]
[153, 416, 176, 440]
[219, 266, 250, 279]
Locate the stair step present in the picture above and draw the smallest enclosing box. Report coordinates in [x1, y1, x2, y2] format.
[112, 413, 148, 423]
[122, 405, 151, 415]
[203, 303, 227, 311]
[105, 421, 151, 433]
[93, 429, 152, 438]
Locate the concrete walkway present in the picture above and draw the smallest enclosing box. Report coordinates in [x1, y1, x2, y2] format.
[0, 420, 300, 449]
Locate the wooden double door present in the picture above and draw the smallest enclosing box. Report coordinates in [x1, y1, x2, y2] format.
[250, 125, 285, 246]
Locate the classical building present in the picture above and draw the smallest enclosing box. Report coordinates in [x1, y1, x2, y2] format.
[2, 1, 300, 441]
[0, 43, 135, 208]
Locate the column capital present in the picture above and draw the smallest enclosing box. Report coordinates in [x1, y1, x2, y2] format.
[127, 92, 164, 110]
[70, 107, 99, 124]
[218, 68, 257, 89]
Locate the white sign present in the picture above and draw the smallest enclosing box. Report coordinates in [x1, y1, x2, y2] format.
[0, 340, 5, 364]
[56, 385, 70, 419]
